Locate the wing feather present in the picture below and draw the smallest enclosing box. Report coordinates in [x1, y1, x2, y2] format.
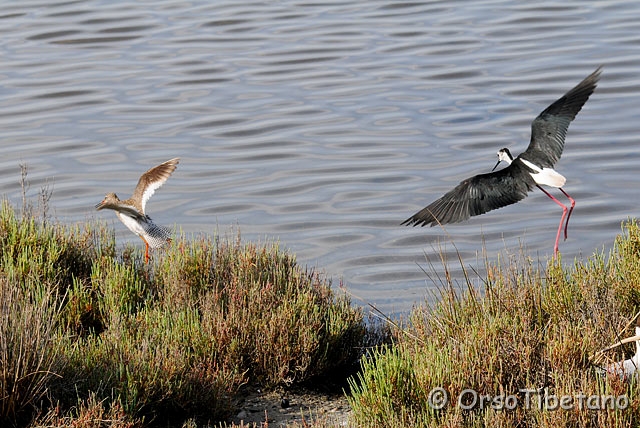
[131, 158, 180, 213]
[402, 161, 535, 227]
[524, 67, 600, 168]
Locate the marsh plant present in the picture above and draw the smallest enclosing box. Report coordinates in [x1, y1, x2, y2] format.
[348, 221, 640, 427]
[0, 201, 367, 427]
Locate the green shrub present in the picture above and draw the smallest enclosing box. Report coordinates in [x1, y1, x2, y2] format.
[0, 201, 368, 426]
[349, 222, 640, 427]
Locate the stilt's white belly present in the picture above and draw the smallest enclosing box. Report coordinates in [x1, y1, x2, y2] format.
[520, 158, 566, 188]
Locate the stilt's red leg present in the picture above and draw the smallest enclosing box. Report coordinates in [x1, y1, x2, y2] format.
[536, 185, 568, 256]
[559, 188, 575, 240]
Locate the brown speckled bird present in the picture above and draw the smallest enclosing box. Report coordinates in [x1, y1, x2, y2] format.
[96, 158, 179, 263]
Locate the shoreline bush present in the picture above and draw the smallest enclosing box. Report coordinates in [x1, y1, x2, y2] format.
[0, 201, 368, 427]
[348, 221, 640, 427]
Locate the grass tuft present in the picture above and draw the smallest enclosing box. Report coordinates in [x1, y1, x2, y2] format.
[348, 221, 640, 427]
[0, 276, 62, 425]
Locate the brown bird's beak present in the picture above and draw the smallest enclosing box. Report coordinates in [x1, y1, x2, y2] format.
[95, 200, 105, 210]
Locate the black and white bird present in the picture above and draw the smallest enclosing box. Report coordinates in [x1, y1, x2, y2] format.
[402, 68, 601, 255]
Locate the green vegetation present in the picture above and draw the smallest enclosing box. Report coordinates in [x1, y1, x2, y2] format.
[0, 201, 367, 427]
[349, 222, 640, 427]
[3, 195, 640, 428]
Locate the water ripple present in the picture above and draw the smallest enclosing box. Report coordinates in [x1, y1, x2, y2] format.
[0, 0, 638, 314]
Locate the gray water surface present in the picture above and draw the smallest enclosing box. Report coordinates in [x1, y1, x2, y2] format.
[1, 0, 639, 314]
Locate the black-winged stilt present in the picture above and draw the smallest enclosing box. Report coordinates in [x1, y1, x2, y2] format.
[96, 158, 179, 263]
[402, 68, 601, 255]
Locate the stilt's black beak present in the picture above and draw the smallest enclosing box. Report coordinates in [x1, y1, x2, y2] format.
[491, 160, 501, 172]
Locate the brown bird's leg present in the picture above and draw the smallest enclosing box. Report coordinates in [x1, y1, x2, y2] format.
[536, 185, 568, 256]
[140, 237, 150, 264]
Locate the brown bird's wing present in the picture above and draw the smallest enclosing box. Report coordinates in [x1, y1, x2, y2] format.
[131, 158, 180, 214]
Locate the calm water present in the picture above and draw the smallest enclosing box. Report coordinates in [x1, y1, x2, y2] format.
[1, 0, 639, 314]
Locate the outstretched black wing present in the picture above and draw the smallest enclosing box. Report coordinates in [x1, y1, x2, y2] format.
[524, 67, 601, 168]
[402, 160, 536, 227]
